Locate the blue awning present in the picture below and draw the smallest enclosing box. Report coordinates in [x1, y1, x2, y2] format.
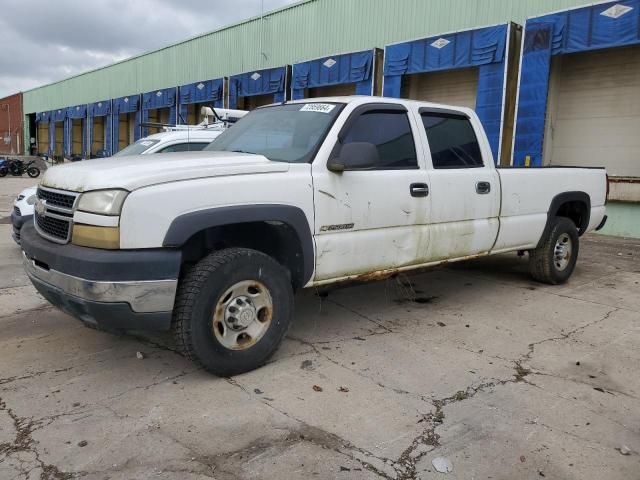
[229, 66, 286, 108]
[113, 95, 140, 114]
[36, 111, 50, 123]
[179, 78, 224, 105]
[51, 108, 66, 122]
[513, 0, 640, 166]
[88, 100, 111, 117]
[142, 87, 177, 110]
[67, 104, 87, 119]
[383, 24, 509, 163]
[291, 50, 373, 99]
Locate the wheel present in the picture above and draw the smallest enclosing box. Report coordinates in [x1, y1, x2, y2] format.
[0, 166, 7, 177]
[172, 248, 294, 376]
[27, 167, 40, 178]
[529, 217, 579, 285]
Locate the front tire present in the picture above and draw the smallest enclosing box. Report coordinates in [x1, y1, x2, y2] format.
[27, 167, 40, 178]
[172, 248, 294, 376]
[529, 217, 579, 285]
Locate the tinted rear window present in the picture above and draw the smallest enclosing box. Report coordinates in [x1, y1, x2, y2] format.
[421, 113, 483, 168]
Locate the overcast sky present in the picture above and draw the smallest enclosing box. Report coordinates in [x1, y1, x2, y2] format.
[0, 0, 297, 98]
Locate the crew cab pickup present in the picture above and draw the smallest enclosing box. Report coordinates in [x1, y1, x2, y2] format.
[21, 96, 608, 376]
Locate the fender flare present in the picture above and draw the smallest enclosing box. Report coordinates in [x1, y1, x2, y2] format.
[537, 191, 591, 247]
[163, 204, 314, 285]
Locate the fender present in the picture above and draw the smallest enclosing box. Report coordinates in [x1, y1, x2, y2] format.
[537, 191, 591, 248]
[163, 204, 315, 285]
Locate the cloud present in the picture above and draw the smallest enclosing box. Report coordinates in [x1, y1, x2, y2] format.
[0, 0, 296, 98]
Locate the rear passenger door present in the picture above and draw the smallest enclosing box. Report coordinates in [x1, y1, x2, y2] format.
[312, 103, 431, 281]
[418, 109, 500, 260]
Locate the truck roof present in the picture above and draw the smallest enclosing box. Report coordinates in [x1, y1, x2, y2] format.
[283, 95, 474, 114]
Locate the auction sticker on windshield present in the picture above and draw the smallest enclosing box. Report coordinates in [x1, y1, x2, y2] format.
[300, 103, 336, 114]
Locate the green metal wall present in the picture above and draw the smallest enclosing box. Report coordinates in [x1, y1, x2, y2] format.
[23, 0, 593, 116]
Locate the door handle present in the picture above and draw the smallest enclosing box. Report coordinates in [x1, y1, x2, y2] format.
[410, 183, 429, 197]
[476, 181, 491, 194]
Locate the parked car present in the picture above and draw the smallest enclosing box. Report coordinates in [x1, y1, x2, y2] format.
[20, 96, 608, 376]
[10, 186, 37, 244]
[10, 109, 246, 244]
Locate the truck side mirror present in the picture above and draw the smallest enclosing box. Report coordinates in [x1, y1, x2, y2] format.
[327, 142, 379, 173]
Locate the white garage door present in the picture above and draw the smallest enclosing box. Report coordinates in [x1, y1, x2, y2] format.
[401, 67, 479, 110]
[544, 45, 640, 177]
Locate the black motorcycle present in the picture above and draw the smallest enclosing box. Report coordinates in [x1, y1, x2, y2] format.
[0, 158, 40, 178]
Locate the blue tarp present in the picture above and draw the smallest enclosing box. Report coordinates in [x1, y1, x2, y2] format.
[383, 24, 509, 163]
[66, 105, 87, 119]
[141, 87, 177, 136]
[36, 111, 50, 123]
[513, 0, 640, 166]
[87, 100, 112, 156]
[291, 50, 373, 100]
[112, 95, 141, 151]
[51, 108, 66, 122]
[65, 105, 87, 156]
[229, 67, 286, 109]
[178, 78, 224, 124]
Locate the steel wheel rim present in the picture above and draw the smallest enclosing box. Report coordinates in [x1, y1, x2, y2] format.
[554, 233, 572, 271]
[212, 280, 273, 350]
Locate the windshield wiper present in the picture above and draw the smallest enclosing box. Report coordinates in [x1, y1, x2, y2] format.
[231, 149, 257, 155]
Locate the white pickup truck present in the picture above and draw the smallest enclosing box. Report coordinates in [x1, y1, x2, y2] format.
[21, 96, 608, 376]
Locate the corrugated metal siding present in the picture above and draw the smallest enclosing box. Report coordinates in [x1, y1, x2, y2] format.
[23, 0, 593, 114]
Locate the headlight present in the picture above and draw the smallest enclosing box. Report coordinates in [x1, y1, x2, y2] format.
[26, 194, 36, 205]
[77, 189, 128, 216]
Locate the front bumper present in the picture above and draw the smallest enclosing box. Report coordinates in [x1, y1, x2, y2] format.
[21, 224, 181, 331]
[10, 211, 31, 244]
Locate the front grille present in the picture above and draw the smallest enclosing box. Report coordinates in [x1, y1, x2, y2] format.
[14, 206, 21, 216]
[34, 187, 80, 244]
[36, 213, 71, 242]
[37, 188, 77, 210]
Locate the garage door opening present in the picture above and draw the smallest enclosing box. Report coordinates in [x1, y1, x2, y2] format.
[307, 83, 356, 98]
[91, 117, 106, 156]
[37, 122, 48, 156]
[54, 122, 63, 157]
[543, 45, 640, 177]
[145, 107, 170, 134]
[400, 67, 479, 110]
[71, 119, 83, 156]
[118, 112, 137, 151]
[183, 103, 211, 125]
[236, 93, 275, 111]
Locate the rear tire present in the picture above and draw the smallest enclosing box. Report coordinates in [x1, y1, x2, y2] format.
[172, 248, 294, 376]
[0, 166, 7, 177]
[27, 167, 40, 178]
[529, 217, 579, 285]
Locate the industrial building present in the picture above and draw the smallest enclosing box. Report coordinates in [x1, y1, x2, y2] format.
[0, 92, 24, 155]
[6, 0, 640, 237]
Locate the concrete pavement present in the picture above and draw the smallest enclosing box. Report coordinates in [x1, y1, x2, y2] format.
[0, 178, 638, 479]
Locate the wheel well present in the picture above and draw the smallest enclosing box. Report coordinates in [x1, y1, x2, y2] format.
[179, 221, 306, 289]
[554, 200, 589, 235]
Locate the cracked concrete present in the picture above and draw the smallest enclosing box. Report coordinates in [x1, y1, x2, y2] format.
[1, 178, 639, 479]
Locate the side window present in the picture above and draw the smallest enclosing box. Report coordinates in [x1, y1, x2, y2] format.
[421, 113, 483, 169]
[158, 142, 209, 153]
[342, 110, 418, 169]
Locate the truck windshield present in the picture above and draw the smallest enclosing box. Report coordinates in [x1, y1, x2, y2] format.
[204, 103, 343, 163]
[113, 139, 160, 157]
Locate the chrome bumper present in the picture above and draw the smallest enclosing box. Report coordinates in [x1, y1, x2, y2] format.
[23, 252, 177, 313]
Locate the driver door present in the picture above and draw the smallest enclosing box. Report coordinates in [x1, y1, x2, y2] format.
[311, 103, 430, 282]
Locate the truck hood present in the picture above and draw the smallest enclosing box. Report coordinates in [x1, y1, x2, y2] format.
[40, 151, 290, 192]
